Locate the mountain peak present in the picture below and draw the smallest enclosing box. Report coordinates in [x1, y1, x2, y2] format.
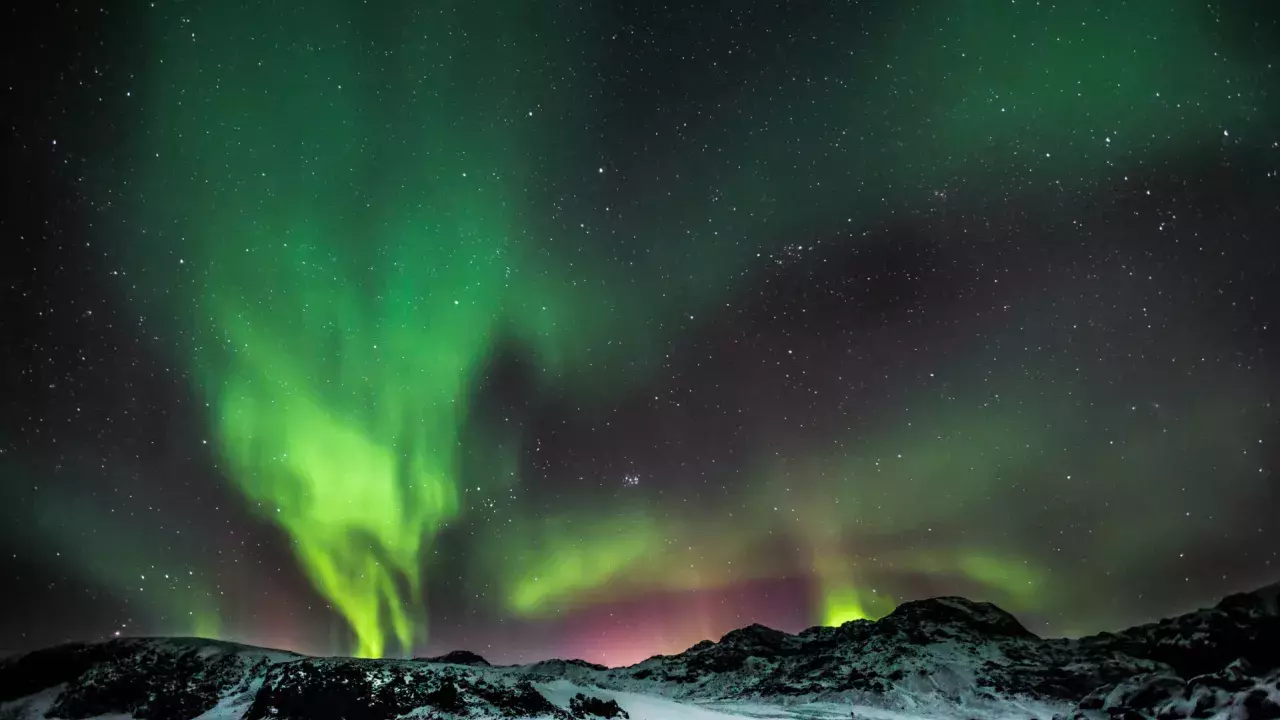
[419, 649, 490, 666]
[716, 622, 790, 646]
[1215, 580, 1280, 616]
[882, 595, 1037, 639]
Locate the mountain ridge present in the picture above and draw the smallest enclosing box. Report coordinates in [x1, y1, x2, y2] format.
[3, 582, 1278, 719]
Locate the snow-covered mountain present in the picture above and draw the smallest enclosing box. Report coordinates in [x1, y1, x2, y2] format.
[2, 583, 1277, 720]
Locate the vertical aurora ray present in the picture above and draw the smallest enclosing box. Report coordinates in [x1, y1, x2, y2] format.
[211, 279, 481, 657]
[124, 0, 575, 657]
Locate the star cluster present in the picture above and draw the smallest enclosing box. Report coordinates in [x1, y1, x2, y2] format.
[2, 0, 1278, 666]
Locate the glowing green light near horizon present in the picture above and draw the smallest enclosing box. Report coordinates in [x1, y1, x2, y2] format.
[822, 586, 892, 627]
[192, 607, 222, 641]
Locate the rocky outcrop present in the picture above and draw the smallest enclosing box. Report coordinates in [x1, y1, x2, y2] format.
[419, 649, 492, 667]
[567, 692, 628, 719]
[0, 638, 293, 719]
[244, 662, 564, 720]
[1073, 662, 1280, 719]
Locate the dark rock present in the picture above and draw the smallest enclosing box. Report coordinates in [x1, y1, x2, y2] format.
[421, 649, 491, 666]
[243, 659, 567, 720]
[1242, 687, 1280, 720]
[1094, 583, 1280, 679]
[716, 623, 794, 652]
[0, 642, 116, 703]
[244, 659, 429, 720]
[484, 679, 565, 718]
[568, 692, 629, 718]
[525, 657, 610, 675]
[881, 596, 1037, 640]
[424, 679, 464, 713]
[35, 639, 275, 720]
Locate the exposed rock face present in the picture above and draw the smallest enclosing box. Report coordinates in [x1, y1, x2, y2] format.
[244, 662, 564, 720]
[1074, 663, 1280, 719]
[567, 692, 628, 719]
[883, 595, 1039, 640]
[1, 581, 1276, 719]
[0, 638, 295, 719]
[1058, 583, 1280, 719]
[1095, 583, 1280, 679]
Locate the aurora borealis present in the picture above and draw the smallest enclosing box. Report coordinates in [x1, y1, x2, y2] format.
[3, 0, 1279, 667]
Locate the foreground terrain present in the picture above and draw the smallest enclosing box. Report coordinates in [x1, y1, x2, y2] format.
[2, 583, 1278, 720]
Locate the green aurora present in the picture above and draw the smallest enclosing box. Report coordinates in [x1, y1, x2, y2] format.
[86, 0, 1280, 657]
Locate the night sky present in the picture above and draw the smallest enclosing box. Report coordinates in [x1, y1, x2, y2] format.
[3, 0, 1279, 666]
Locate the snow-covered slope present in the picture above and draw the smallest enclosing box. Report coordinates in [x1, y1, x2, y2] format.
[2, 583, 1278, 720]
[588, 595, 1169, 713]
